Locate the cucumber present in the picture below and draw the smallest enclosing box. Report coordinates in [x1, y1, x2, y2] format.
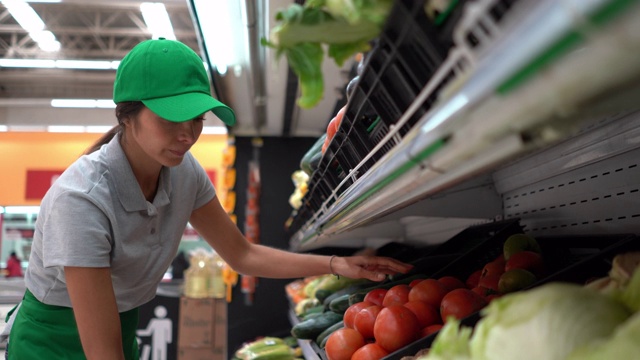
[291, 311, 343, 340]
[328, 294, 351, 314]
[314, 289, 333, 303]
[348, 274, 428, 306]
[300, 305, 324, 318]
[322, 281, 375, 308]
[300, 134, 326, 175]
[315, 320, 344, 348]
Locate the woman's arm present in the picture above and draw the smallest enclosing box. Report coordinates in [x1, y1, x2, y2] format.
[65, 266, 125, 360]
[189, 197, 413, 281]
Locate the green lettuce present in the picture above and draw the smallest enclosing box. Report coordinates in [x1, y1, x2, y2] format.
[263, 0, 392, 108]
[469, 283, 631, 360]
[565, 311, 640, 359]
[417, 318, 472, 360]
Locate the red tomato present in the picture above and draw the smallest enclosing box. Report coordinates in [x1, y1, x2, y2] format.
[471, 286, 494, 297]
[505, 251, 545, 276]
[421, 324, 443, 337]
[403, 300, 441, 328]
[354, 305, 383, 339]
[409, 279, 423, 287]
[438, 276, 466, 291]
[363, 289, 388, 306]
[344, 301, 374, 329]
[494, 253, 506, 265]
[351, 343, 390, 360]
[327, 117, 338, 141]
[325, 328, 366, 360]
[477, 274, 500, 293]
[382, 285, 411, 307]
[373, 305, 421, 352]
[466, 270, 482, 289]
[407, 279, 448, 308]
[481, 261, 505, 279]
[440, 288, 488, 322]
[334, 106, 346, 130]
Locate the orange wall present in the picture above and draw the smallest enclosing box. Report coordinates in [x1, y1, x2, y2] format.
[0, 132, 228, 205]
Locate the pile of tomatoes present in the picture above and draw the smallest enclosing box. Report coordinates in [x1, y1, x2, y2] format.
[324, 275, 488, 360]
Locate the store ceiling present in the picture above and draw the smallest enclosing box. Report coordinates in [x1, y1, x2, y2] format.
[0, 0, 350, 137]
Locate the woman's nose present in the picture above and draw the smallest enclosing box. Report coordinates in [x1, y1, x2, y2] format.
[177, 121, 197, 142]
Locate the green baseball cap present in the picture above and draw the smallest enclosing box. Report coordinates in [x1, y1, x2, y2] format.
[113, 38, 235, 126]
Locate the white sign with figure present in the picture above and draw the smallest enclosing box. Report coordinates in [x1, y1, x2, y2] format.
[137, 305, 173, 360]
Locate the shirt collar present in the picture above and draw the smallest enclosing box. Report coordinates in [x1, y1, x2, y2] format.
[105, 135, 172, 212]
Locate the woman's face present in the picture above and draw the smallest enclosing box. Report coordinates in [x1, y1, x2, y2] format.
[125, 106, 205, 168]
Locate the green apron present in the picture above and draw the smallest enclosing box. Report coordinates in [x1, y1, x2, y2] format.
[6, 289, 140, 359]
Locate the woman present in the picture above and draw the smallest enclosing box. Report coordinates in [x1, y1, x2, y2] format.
[4, 252, 23, 278]
[2, 38, 412, 359]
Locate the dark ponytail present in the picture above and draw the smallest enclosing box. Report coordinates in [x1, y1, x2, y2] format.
[83, 101, 145, 155]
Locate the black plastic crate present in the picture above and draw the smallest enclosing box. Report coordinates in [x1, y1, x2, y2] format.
[386, 233, 640, 359]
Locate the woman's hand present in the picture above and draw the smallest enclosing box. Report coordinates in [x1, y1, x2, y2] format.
[330, 255, 413, 282]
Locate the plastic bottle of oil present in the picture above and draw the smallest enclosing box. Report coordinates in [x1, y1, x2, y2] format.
[208, 252, 226, 299]
[184, 249, 211, 298]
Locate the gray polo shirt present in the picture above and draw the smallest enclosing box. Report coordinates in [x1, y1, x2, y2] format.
[24, 135, 215, 312]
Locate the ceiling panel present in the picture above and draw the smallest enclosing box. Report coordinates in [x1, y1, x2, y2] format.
[0, 0, 348, 137]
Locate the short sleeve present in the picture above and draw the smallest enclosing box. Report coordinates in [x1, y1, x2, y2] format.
[185, 153, 216, 210]
[41, 191, 113, 268]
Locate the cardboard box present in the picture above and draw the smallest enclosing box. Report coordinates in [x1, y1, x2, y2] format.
[178, 297, 227, 360]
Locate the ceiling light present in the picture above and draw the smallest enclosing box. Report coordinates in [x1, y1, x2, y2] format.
[202, 126, 228, 135]
[0, 125, 8, 132]
[140, 2, 176, 40]
[86, 126, 114, 133]
[47, 125, 85, 133]
[55, 60, 114, 70]
[51, 99, 116, 108]
[0, 58, 55, 68]
[3, 0, 60, 51]
[192, 0, 246, 74]
[0, 58, 120, 70]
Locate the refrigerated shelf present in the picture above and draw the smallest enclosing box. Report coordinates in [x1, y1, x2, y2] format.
[290, 0, 640, 252]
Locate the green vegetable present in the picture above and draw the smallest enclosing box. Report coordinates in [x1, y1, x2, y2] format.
[421, 318, 472, 360]
[235, 337, 286, 359]
[316, 320, 344, 348]
[263, 1, 392, 108]
[329, 294, 352, 314]
[313, 275, 369, 300]
[291, 311, 343, 340]
[469, 283, 631, 360]
[300, 134, 326, 175]
[565, 311, 640, 360]
[244, 344, 296, 360]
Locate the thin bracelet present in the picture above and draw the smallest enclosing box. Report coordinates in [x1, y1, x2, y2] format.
[329, 255, 340, 279]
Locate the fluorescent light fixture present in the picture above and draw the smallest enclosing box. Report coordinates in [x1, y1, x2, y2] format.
[4, 206, 40, 214]
[0, 58, 119, 70]
[55, 60, 113, 70]
[140, 2, 176, 40]
[0, 58, 56, 68]
[0, 125, 8, 132]
[193, 0, 243, 75]
[47, 125, 85, 133]
[3, 0, 60, 51]
[51, 99, 116, 108]
[86, 126, 114, 133]
[202, 126, 228, 135]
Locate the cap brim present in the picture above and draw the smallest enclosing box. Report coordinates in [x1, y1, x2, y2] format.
[143, 92, 236, 126]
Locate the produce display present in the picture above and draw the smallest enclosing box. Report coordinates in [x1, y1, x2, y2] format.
[284, 230, 640, 360]
[415, 252, 640, 360]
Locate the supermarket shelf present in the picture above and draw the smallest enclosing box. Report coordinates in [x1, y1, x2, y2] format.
[290, 0, 640, 251]
[286, 309, 321, 360]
